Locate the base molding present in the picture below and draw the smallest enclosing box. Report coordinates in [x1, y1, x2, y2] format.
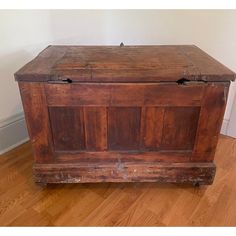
[0, 112, 29, 155]
[33, 162, 216, 185]
[220, 119, 229, 135]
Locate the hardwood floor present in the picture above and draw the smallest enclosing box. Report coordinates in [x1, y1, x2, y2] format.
[0, 135, 236, 226]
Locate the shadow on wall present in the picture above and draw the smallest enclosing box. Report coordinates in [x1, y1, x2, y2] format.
[0, 48, 43, 153]
[0, 50, 31, 118]
[0, 44, 50, 121]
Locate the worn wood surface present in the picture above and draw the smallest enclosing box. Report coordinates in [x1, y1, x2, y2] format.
[18, 82, 54, 163]
[45, 83, 205, 107]
[15, 45, 235, 82]
[161, 107, 200, 150]
[18, 81, 229, 184]
[0, 135, 236, 226]
[54, 151, 191, 163]
[33, 162, 215, 184]
[83, 107, 107, 151]
[16, 45, 234, 185]
[142, 107, 164, 149]
[192, 84, 228, 161]
[49, 107, 85, 151]
[108, 107, 141, 150]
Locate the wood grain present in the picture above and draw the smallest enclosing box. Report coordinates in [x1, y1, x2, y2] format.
[108, 107, 141, 150]
[161, 107, 200, 150]
[49, 107, 85, 151]
[18, 82, 54, 163]
[0, 135, 236, 226]
[83, 107, 107, 150]
[55, 151, 191, 163]
[45, 83, 205, 107]
[33, 162, 215, 184]
[142, 107, 165, 149]
[16, 46, 233, 185]
[15, 45, 235, 82]
[192, 83, 229, 161]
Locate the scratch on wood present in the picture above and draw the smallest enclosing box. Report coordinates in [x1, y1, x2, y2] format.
[115, 160, 128, 179]
[115, 159, 124, 172]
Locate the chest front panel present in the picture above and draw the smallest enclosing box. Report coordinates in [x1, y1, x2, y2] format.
[16, 45, 234, 184]
[19, 82, 227, 165]
[47, 83, 202, 154]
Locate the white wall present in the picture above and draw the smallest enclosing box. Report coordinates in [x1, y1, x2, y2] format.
[1, 10, 236, 152]
[49, 10, 236, 121]
[0, 10, 53, 153]
[0, 10, 53, 121]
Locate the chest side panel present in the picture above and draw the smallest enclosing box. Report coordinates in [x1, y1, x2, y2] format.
[18, 82, 54, 164]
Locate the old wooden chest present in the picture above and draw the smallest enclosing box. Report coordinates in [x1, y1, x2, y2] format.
[15, 45, 235, 185]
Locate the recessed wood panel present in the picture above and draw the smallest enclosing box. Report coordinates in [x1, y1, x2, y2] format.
[108, 107, 141, 150]
[49, 107, 85, 151]
[161, 107, 200, 150]
[84, 107, 107, 150]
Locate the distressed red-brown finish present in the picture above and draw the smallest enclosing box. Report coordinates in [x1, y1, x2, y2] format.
[15, 45, 235, 185]
[192, 83, 229, 161]
[15, 45, 235, 82]
[108, 107, 141, 150]
[49, 107, 85, 151]
[44, 83, 205, 107]
[83, 107, 107, 151]
[33, 162, 216, 184]
[18, 82, 54, 164]
[142, 107, 165, 149]
[161, 107, 200, 150]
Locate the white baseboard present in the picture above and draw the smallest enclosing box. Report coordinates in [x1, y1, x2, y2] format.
[0, 112, 29, 155]
[220, 119, 229, 136]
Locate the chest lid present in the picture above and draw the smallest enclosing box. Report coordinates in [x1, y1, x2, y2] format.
[15, 45, 235, 83]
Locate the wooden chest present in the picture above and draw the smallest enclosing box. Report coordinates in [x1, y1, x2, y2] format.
[15, 45, 235, 185]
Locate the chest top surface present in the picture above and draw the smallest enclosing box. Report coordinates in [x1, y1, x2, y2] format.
[15, 45, 235, 83]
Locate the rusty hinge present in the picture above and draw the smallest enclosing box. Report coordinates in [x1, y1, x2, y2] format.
[177, 78, 207, 85]
[47, 78, 73, 84]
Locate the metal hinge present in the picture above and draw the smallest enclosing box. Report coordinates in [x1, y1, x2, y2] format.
[177, 78, 207, 85]
[47, 78, 72, 84]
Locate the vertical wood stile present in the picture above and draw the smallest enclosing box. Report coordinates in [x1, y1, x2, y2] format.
[18, 82, 54, 163]
[83, 107, 107, 151]
[192, 83, 229, 161]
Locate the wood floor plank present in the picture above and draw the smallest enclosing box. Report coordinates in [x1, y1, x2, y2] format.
[0, 135, 236, 226]
[78, 186, 143, 226]
[8, 209, 52, 226]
